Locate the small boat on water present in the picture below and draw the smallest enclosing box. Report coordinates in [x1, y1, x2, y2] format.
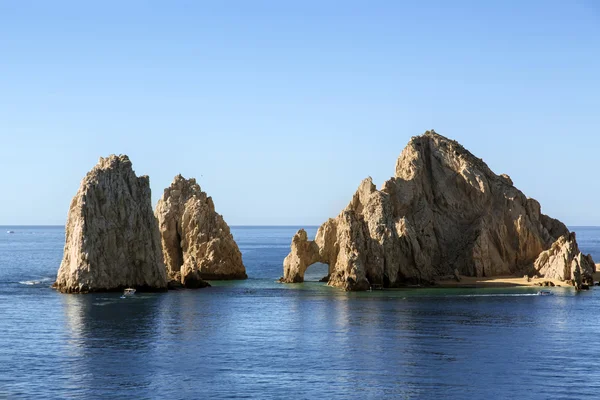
[6, 230, 14, 234]
[121, 288, 136, 298]
[538, 290, 553, 296]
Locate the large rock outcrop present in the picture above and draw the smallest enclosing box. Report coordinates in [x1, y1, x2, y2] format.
[281, 130, 595, 290]
[54, 155, 168, 293]
[533, 232, 595, 290]
[155, 175, 246, 287]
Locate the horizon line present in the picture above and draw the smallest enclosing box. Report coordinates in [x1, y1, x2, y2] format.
[1, 224, 600, 229]
[0, 224, 323, 227]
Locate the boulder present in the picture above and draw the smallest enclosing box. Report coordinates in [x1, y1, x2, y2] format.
[281, 130, 595, 290]
[54, 155, 168, 293]
[536, 281, 555, 287]
[156, 175, 246, 287]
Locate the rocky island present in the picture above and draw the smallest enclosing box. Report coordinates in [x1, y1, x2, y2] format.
[53, 155, 168, 293]
[156, 175, 247, 288]
[280, 131, 595, 291]
[54, 158, 247, 293]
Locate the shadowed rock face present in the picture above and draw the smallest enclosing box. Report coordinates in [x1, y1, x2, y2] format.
[156, 175, 246, 287]
[54, 155, 168, 293]
[281, 130, 595, 291]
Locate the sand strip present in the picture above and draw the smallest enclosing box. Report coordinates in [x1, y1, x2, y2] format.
[434, 275, 566, 288]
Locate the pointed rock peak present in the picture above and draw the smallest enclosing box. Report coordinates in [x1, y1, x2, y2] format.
[170, 174, 190, 185]
[411, 129, 450, 142]
[171, 173, 198, 186]
[423, 128, 442, 138]
[359, 176, 376, 191]
[96, 154, 132, 171]
[406, 130, 467, 155]
[163, 174, 204, 199]
[156, 175, 247, 284]
[293, 229, 309, 242]
[173, 173, 186, 182]
[396, 130, 491, 180]
[348, 177, 377, 212]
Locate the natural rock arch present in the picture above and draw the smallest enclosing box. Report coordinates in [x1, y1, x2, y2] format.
[281, 229, 333, 283]
[280, 130, 595, 291]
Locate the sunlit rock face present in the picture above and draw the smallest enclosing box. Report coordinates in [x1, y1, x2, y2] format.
[54, 155, 168, 293]
[534, 232, 595, 290]
[281, 130, 594, 291]
[156, 175, 246, 288]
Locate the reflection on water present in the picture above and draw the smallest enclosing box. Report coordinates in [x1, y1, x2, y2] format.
[4, 226, 600, 398]
[61, 292, 164, 394]
[4, 278, 600, 398]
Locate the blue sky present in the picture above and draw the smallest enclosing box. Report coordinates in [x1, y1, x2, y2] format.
[0, 1, 598, 225]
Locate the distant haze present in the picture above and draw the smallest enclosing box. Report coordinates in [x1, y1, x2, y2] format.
[0, 1, 599, 225]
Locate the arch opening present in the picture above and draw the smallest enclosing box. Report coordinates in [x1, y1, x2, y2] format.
[303, 262, 331, 283]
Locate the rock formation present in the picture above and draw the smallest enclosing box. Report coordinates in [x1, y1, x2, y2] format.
[155, 175, 246, 287]
[533, 232, 594, 290]
[281, 130, 595, 291]
[54, 155, 168, 293]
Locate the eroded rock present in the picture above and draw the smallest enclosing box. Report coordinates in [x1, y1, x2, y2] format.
[54, 155, 168, 293]
[156, 175, 246, 287]
[533, 233, 595, 291]
[281, 130, 595, 290]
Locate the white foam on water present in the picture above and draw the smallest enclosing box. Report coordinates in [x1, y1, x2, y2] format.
[449, 293, 540, 298]
[18, 277, 53, 286]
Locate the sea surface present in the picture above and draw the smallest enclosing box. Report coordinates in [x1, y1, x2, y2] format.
[2, 226, 600, 399]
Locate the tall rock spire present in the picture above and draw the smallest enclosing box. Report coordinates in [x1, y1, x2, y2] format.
[54, 155, 168, 293]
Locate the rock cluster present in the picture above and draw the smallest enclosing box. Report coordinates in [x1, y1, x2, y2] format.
[533, 232, 594, 290]
[281, 131, 595, 290]
[54, 155, 168, 293]
[155, 175, 246, 287]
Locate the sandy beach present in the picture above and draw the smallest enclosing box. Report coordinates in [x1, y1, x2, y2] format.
[433, 266, 600, 288]
[434, 275, 565, 288]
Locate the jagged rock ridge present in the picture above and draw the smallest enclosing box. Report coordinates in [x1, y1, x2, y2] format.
[281, 131, 595, 290]
[54, 155, 168, 293]
[155, 175, 246, 287]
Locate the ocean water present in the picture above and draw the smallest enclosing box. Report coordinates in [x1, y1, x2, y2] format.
[2, 226, 600, 399]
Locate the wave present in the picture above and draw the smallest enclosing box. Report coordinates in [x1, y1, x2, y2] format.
[18, 277, 53, 286]
[448, 293, 541, 298]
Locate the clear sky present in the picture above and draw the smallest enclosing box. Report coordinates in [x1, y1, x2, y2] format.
[0, 1, 598, 226]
